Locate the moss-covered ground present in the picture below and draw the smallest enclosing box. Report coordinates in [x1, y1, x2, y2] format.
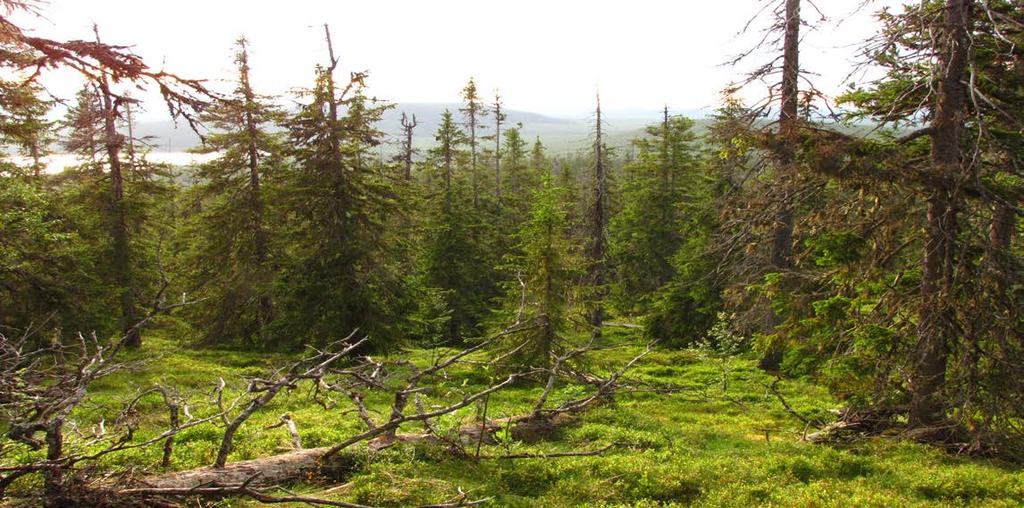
[14, 327, 1022, 507]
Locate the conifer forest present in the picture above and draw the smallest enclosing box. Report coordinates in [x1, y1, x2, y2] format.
[1, 0, 1024, 506]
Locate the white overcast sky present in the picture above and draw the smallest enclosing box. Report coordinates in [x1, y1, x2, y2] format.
[15, 0, 906, 120]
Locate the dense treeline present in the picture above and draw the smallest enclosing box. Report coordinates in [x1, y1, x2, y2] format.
[1, 0, 1022, 466]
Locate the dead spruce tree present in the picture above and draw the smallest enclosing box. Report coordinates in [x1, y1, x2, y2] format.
[491, 91, 507, 203]
[585, 94, 611, 341]
[398, 111, 418, 181]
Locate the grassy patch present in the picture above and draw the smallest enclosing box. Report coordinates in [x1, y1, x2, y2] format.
[14, 332, 1021, 507]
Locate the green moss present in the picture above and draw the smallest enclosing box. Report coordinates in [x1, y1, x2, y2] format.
[24, 332, 1021, 507]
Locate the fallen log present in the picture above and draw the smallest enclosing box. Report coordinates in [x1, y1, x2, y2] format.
[119, 337, 654, 503]
[134, 446, 337, 489]
[804, 406, 907, 444]
[134, 410, 582, 492]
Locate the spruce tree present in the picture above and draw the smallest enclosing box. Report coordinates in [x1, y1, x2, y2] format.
[530, 136, 548, 172]
[585, 95, 611, 340]
[499, 125, 537, 223]
[609, 109, 701, 315]
[491, 92, 507, 203]
[420, 109, 494, 342]
[499, 172, 578, 366]
[56, 80, 175, 348]
[646, 99, 744, 345]
[429, 110, 467, 194]
[460, 78, 488, 207]
[61, 86, 106, 169]
[184, 37, 284, 346]
[276, 28, 403, 349]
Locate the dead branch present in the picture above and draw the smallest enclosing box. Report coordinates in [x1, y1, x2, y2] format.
[215, 332, 364, 467]
[0, 7, 215, 130]
[765, 377, 823, 430]
[265, 413, 302, 451]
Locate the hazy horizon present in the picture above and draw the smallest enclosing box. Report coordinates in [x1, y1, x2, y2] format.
[14, 0, 904, 122]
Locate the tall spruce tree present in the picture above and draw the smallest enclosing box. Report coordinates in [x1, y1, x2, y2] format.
[491, 92, 507, 203]
[460, 78, 488, 207]
[184, 37, 284, 346]
[276, 27, 403, 349]
[838, 0, 1024, 435]
[646, 98, 744, 345]
[421, 109, 494, 342]
[609, 109, 701, 316]
[94, 25, 141, 347]
[585, 95, 611, 340]
[56, 78, 175, 348]
[499, 172, 578, 366]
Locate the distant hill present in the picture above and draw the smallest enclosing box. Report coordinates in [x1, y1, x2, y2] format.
[42, 106, 880, 173]
[134, 103, 706, 156]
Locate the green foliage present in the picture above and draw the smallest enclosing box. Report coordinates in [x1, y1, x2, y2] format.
[0, 174, 109, 341]
[416, 109, 500, 344]
[421, 180, 496, 343]
[804, 232, 865, 267]
[644, 106, 738, 346]
[180, 38, 285, 347]
[499, 125, 537, 221]
[43, 334, 1023, 507]
[14, 86, 179, 345]
[496, 173, 580, 365]
[609, 114, 701, 315]
[273, 68, 407, 350]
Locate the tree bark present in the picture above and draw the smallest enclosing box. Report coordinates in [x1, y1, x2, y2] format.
[909, 0, 971, 430]
[42, 423, 63, 507]
[989, 202, 1014, 267]
[238, 41, 273, 340]
[588, 95, 607, 340]
[770, 0, 800, 273]
[95, 26, 140, 349]
[759, 0, 800, 371]
[136, 411, 575, 492]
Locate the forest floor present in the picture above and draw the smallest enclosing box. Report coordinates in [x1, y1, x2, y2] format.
[50, 326, 1024, 507]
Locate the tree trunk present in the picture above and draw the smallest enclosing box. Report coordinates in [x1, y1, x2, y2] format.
[989, 202, 1014, 267]
[42, 424, 63, 507]
[909, 0, 971, 430]
[137, 446, 336, 490]
[239, 42, 273, 340]
[400, 113, 416, 181]
[770, 0, 800, 272]
[95, 26, 140, 349]
[758, 0, 800, 371]
[588, 95, 607, 340]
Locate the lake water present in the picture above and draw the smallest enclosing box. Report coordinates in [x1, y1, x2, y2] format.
[16, 152, 219, 174]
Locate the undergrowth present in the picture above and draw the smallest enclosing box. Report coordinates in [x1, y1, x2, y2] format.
[21, 329, 1022, 507]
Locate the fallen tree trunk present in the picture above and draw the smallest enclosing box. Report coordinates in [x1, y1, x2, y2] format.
[134, 411, 581, 491]
[123, 339, 654, 501]
[134, 446, 336, 489]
